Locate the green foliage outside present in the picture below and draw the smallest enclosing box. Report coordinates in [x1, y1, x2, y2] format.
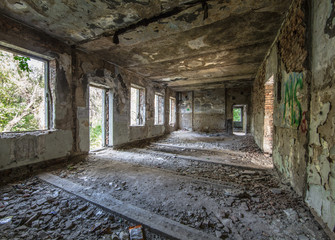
[90, 124, 102, 150]
[0, 50, 44, 132]
[233, 108, 242, 122]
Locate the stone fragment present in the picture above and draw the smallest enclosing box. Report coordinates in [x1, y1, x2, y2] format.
[65, 220, 75, 230]
[284, 208, 298, 221]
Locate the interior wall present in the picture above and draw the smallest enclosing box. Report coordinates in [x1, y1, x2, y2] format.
[0, 14, 75, 171]
[226, 87, 252, 133]
[75, 51, 178, 148]
[178, 87, 251, 133]
[305, 0, 335, 233]
[252, 0, 335, 235]
[178, 89, 226, 132]
[252, 0, 309, 196]
[193, 88, 226, 132]
[178, 91, 193, 131]
[0, 13, 178, 171]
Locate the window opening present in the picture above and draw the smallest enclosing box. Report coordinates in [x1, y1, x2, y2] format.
[130, 86, 145, 126]
[155, 93, 164, 125]
[0, 48, 49, 132]
[169, 97, 176, 125]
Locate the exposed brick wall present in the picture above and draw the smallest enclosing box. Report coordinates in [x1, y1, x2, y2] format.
[251, 62, 266, 149]
[278, 0, 307, 72]
[263, 81, 274, 153]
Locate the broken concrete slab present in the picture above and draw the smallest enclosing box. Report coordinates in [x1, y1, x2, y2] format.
[38, 173, 220, 240]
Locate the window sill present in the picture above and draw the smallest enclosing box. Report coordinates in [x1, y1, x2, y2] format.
[0, 129, 55, 139]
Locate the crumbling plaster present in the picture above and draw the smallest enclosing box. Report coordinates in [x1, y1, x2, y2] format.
[0, 14, 75, 170]
[178, 87, 251, 133]
[0, 13, 177, 172]
[305, 0, 335, 234]
[0, 0, 292, 91]
[252, 0, 335, 235]
[75, 51, 177, 149]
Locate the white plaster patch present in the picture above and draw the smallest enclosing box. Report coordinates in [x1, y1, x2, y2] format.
[305, 185, 323, 216]
[309, 101, 330, 146]
[188, 36, 208, 50]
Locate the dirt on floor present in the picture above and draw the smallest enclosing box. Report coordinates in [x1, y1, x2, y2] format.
[0, 131, 330, 239]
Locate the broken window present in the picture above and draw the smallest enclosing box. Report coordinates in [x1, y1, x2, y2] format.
[155, 93, 164, 125]
[0, 48, 49, 132]
[169, 97, 176, 125]
[130, 85, 145, 126]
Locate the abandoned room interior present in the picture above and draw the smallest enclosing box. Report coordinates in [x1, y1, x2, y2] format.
[0, 0, 335, 239]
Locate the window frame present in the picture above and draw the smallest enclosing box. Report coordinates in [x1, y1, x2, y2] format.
[169, 97, 176, 126]
[154, 93, 164, 125]
[130, 84, 145, 126]
[0, 45, 52, 133]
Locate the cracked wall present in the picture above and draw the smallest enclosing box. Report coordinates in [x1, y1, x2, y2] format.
[305, 0, 335, 234]
[0, 14, 74, 170]
[252, 0, 335, 235]
[252, 0, 309, 196]
[75, 51, 177, 148]
[178, 87, 251, 133]
[226, 87, 252, 134]
[193, 88, 226, 132]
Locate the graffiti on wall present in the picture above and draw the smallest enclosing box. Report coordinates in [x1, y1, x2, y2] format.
[283, 72, 303, 127]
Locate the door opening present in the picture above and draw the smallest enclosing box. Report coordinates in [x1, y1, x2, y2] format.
[89, 86, 105, 151]
[233, 105, 247, 135]
[263, 75, 274, 153]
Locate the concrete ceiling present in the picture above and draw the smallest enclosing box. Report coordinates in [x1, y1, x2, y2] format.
[0, 0, 292, 91]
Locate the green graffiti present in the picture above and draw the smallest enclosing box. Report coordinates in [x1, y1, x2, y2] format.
[283, 72, 303, 126]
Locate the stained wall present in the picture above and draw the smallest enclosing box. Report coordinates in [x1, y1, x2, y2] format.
[0, 14, 177, 172]
[305, 0, 335, 234]
[0, 14, 74, 170]
[251, 0, 335, 235]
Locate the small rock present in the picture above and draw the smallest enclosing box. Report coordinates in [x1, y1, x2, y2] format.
[220, 218, 233, 228]
[111, 233, 120, 240]
[298, 234, 309, 240]
[31, 220, 39, 228]
[270, 188, 282, 194]
[110, 223, 120, 230]
[119, 231, 129, 240]
[65, 220, 75, 230]
[215, 231, 223, 238]
[284, 208, 298, 221]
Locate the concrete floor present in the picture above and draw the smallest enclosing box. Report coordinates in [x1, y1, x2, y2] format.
[0, 131, 330, 239]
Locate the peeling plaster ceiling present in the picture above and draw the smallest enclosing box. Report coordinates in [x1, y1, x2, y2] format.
[0, 0, 292, 90]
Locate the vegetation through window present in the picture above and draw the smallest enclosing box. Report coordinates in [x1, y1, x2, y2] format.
[0, 48, 47, 132]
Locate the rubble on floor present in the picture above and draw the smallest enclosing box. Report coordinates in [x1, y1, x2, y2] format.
[50, 131, 328, 240]
[0, 131, 330, 239]
[0, 178, 163, 240]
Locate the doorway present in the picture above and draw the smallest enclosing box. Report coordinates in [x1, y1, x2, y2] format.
[89, 86, 105, 151]
[263, 75, 274, 153]
[233, 105, 247, 135]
